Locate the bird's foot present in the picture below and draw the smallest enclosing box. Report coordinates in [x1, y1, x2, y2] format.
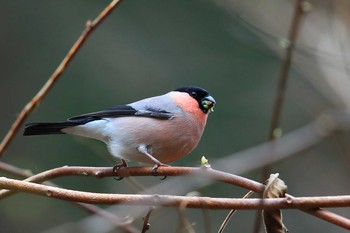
[151, 163, 168, 180]
[113, 159, 128, 180]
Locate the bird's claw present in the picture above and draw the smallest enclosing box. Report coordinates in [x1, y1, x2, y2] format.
[113, 159, 128, 180]
[151, 163, 168, 180]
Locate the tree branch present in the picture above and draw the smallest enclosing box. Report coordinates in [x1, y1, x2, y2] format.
[0, 164, 139, 233]
[0, 0, 123, 157]
[0, 166, 265, 199]
[1, 177, 350, 212]
[268, 0, 305, 141]
[0, 161, 33, 178]
[0, 165, 349, 230]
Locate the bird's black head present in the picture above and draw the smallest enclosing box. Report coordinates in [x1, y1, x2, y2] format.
[174, 86, 216, 113]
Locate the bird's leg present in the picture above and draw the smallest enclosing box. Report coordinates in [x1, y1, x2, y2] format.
[113, 159, 128, 180]
[137, 145, 167, 176]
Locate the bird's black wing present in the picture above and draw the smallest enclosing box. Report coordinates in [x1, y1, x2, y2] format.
[68, 105, 174, 121]
[24, 105, 174, 136]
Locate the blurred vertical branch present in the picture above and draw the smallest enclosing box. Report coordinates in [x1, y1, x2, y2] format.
[0, 0, 122, 157]
[267, 0, 305, 142]
[255, 0, 307, 232]
[141, 207, 155, 233]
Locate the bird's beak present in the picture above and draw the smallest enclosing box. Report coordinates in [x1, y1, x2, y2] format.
[202, 95, 216, 113]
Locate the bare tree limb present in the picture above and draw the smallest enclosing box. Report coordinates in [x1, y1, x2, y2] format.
[0, 164, 138, 233]
[1, 177, 350, 213]
[0, 166, 265, 199]
[301, 207, 350, 231]
[1, 164, 348, 230]
[0, 0, 123, 157]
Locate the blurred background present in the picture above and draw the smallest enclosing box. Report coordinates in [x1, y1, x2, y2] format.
[0, 0, 349, 232]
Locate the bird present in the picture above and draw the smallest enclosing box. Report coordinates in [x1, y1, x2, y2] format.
[23, 86, 216, 171]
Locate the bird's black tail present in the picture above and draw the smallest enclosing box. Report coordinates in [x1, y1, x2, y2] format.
[23, 122, 79, 136]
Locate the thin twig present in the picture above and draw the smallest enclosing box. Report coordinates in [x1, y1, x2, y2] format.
[218, 190, 254, 233]
[141, 207, 155, 233]
[0, 0, 123, 157]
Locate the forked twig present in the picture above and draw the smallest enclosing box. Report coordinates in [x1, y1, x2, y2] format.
[0, 0, 123, 157]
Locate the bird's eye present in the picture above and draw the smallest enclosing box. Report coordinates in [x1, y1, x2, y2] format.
[190, 92, 197, 97]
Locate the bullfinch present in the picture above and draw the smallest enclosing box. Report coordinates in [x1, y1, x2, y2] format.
[23, 86, 215, 170]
